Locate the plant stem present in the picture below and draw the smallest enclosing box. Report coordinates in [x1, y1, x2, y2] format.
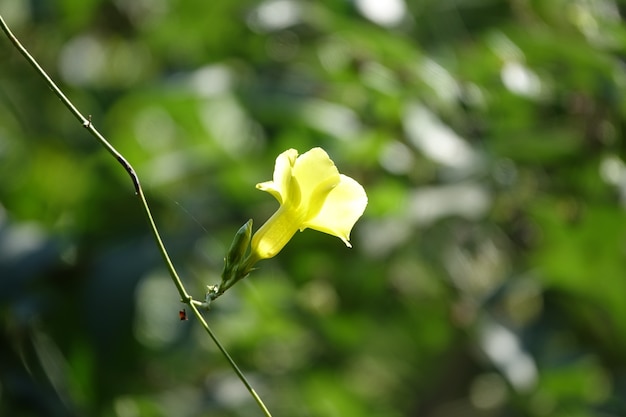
[0, 14, 189, 303]
[188, 302, 273, 417]
[0, 14, 272, 417]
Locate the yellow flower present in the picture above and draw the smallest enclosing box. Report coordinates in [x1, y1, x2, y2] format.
[250, 147, 367, 261]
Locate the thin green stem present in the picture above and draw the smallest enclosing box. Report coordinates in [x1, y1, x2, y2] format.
[0, 14, 272, 417]
[188, 302, 273, 417]
[0, 13, 188, 303]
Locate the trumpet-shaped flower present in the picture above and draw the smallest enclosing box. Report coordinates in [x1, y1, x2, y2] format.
[250, 147, 367, 261]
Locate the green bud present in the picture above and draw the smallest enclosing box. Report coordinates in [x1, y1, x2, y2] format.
[223, 219, 253, 275]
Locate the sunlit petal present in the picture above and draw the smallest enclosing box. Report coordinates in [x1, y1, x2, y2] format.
[256, 180, 282, 203]
[292, 147, 340, 204]
[276, 148, 298, 200]
[302, 174, 368, 246]
[257, 148, 298, 204]
[303, 174, 340, 219]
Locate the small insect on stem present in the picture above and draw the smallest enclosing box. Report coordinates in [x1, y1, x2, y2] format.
[83, 114, 92, 128]
[179, 309, 188, 321]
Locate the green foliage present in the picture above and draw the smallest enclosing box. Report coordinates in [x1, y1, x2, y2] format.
[2, 0, 626, 416]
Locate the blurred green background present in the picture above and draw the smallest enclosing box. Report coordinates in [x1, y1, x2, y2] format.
[2, 0, 626, 416]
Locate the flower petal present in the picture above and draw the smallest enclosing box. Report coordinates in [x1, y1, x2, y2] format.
[292, 148, 340, 206]
[256, 148, 298, 204]
[256, 180, 282, 203]
[301, 174, 368, 246]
